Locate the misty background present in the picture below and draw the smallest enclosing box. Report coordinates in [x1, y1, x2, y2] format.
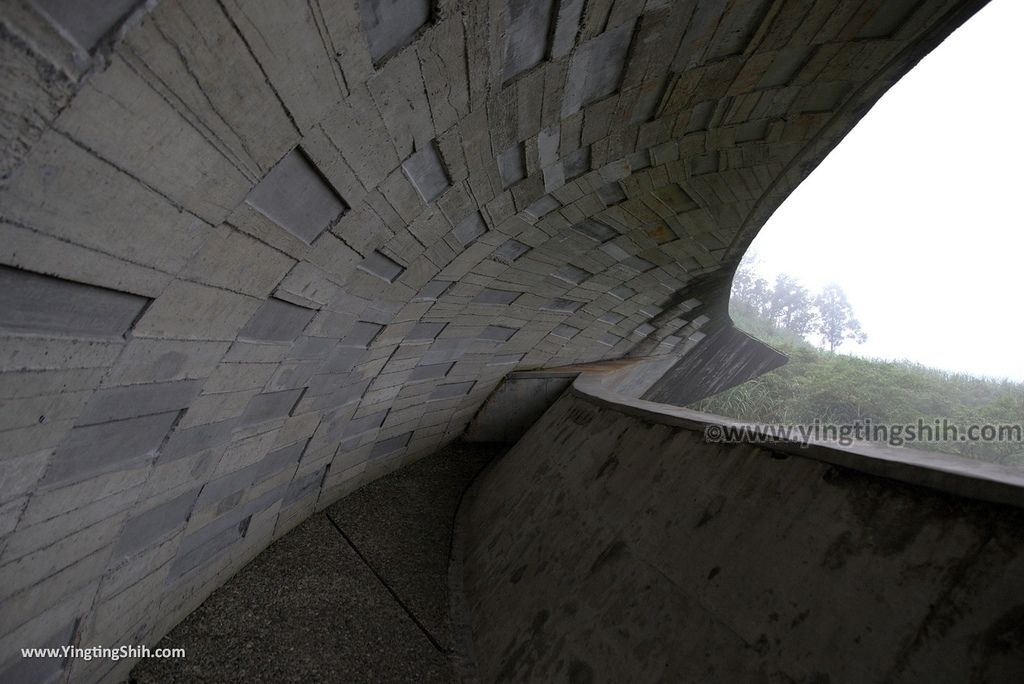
[735, 0, 1023, 382]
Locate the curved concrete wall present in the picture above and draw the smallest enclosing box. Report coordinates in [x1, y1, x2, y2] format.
[461, 379, 1024, 682]
[0, 0, 986, 680]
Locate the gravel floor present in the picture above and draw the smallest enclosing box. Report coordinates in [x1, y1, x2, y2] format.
[129, 442, 501, 683]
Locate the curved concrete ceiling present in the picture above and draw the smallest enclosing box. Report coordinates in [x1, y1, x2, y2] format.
[0, 0, 986, 680]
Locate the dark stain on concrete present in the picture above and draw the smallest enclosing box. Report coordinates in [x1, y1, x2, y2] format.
[595, 453, 619, 480]
[567, 405, 594, 426]
[531, 609, 550, 635]
[496, 637, 529, 683]
[589, 539, 628, 576]
[568, 659, 595, 683]
[695, 494, 726, 528]
[978, 604, 1024, 655]
[790, 609, 810, 628]
[822, 530, 856, 570]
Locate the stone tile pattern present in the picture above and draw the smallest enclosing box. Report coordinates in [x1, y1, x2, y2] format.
[0, 0, 973, 680]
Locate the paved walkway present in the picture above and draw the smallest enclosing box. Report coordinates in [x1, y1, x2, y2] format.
[129, 442, 501, 683]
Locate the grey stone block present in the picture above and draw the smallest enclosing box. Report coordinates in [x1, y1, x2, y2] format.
[758, 47, 812, 89]
[561, 21, 635, 117]
[634, 322, 656, 336]
[621, 256, 655, 273]
[494, 239, 530, 263]
[630, 75, 668, 124]
[599, 312, 624, 325]
[368, 431, 411, 458]
[480, 325, 517, 342]
[627, 149, 651, 171]
[238, 389, 304, 428]
[0, 266, 149, 340]
[600, 242, 631, 261]
[76, 380, 202, 426]
[550, 0, 586, 58]
[486, 353, 524, 366]
[159, 419, 238, 463]
[342, 321, 385, 348]
[112, 488, 200, 559]
[563, 146, 590, 180]
[358, 0, 431, 62]
[238, 298, 317, 344]
[419, 338, 471, 365]
[598, 332, 622, 347]
[857, 0, 920, 38]
[33, 0, 139, 50]
[597, 182, 627, 206]
[541, 298, 582, 313]
[524, 194, 561, 219]
[685, 101, 715, 133]
[690, 152, 719, 175]
[413, 280, 451, 301]
[404, 321, 447, 344]
[401, 143, 450, 203]
[168, 484, 285, 582]
[167, 515, 249, 583]
[497, 142, 527, 187]
[197, 440, 304, 510]
[537, 125, 560, 166]
[341, 408, 388, 439]
[610, 285, 636, 300]
[553, 265, 591, 285]
[453, 212, 488, 247]
[501, 0, 555, 81]
[282, 466, 326, 506]
[543, 163, 565, 192]
[652, 185, 699, 213]
[429, 381, 474, 400]
[131, 280, 259, 342]
[409, 362, 453, 382]
[358, 251, 406, 283]
[574, 219, 618, 243]
[42, 410, 181, 488]
[735, 119, 769, 144]
[245, 148, 348, 244]
[321, 345, 370, 374]
[473, 289, 521, 305]
[306, 378, 371, 412]
[287, 336, 337, 360]
[551, 324, 580, 339]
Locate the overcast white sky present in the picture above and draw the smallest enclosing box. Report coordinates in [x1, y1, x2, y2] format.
[740, 0, 1024, 382]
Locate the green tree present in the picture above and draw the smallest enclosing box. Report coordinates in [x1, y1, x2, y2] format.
[767, 275, 818, 337]
[731, 255, 772, 319]
[816, 284, 866, 352]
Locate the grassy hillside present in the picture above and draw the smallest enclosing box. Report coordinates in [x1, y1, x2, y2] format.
[689, 311, 1024, 466]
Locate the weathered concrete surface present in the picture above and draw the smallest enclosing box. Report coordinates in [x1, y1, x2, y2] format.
[0, 0, 992, 679]
[463, 371, 576, 443]
[644, 323, 789, 405]
[461, 387, 1024, 683]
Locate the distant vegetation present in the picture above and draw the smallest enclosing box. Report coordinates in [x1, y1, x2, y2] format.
[690, 259, 1024, 466]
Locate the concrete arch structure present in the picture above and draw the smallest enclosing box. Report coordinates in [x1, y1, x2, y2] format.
[0, 0, 992, 681]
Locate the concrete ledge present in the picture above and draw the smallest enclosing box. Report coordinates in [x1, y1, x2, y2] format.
[574, 364, 1024, 510]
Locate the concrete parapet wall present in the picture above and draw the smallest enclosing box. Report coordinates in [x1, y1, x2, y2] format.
[461, 380, 1024, 682]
